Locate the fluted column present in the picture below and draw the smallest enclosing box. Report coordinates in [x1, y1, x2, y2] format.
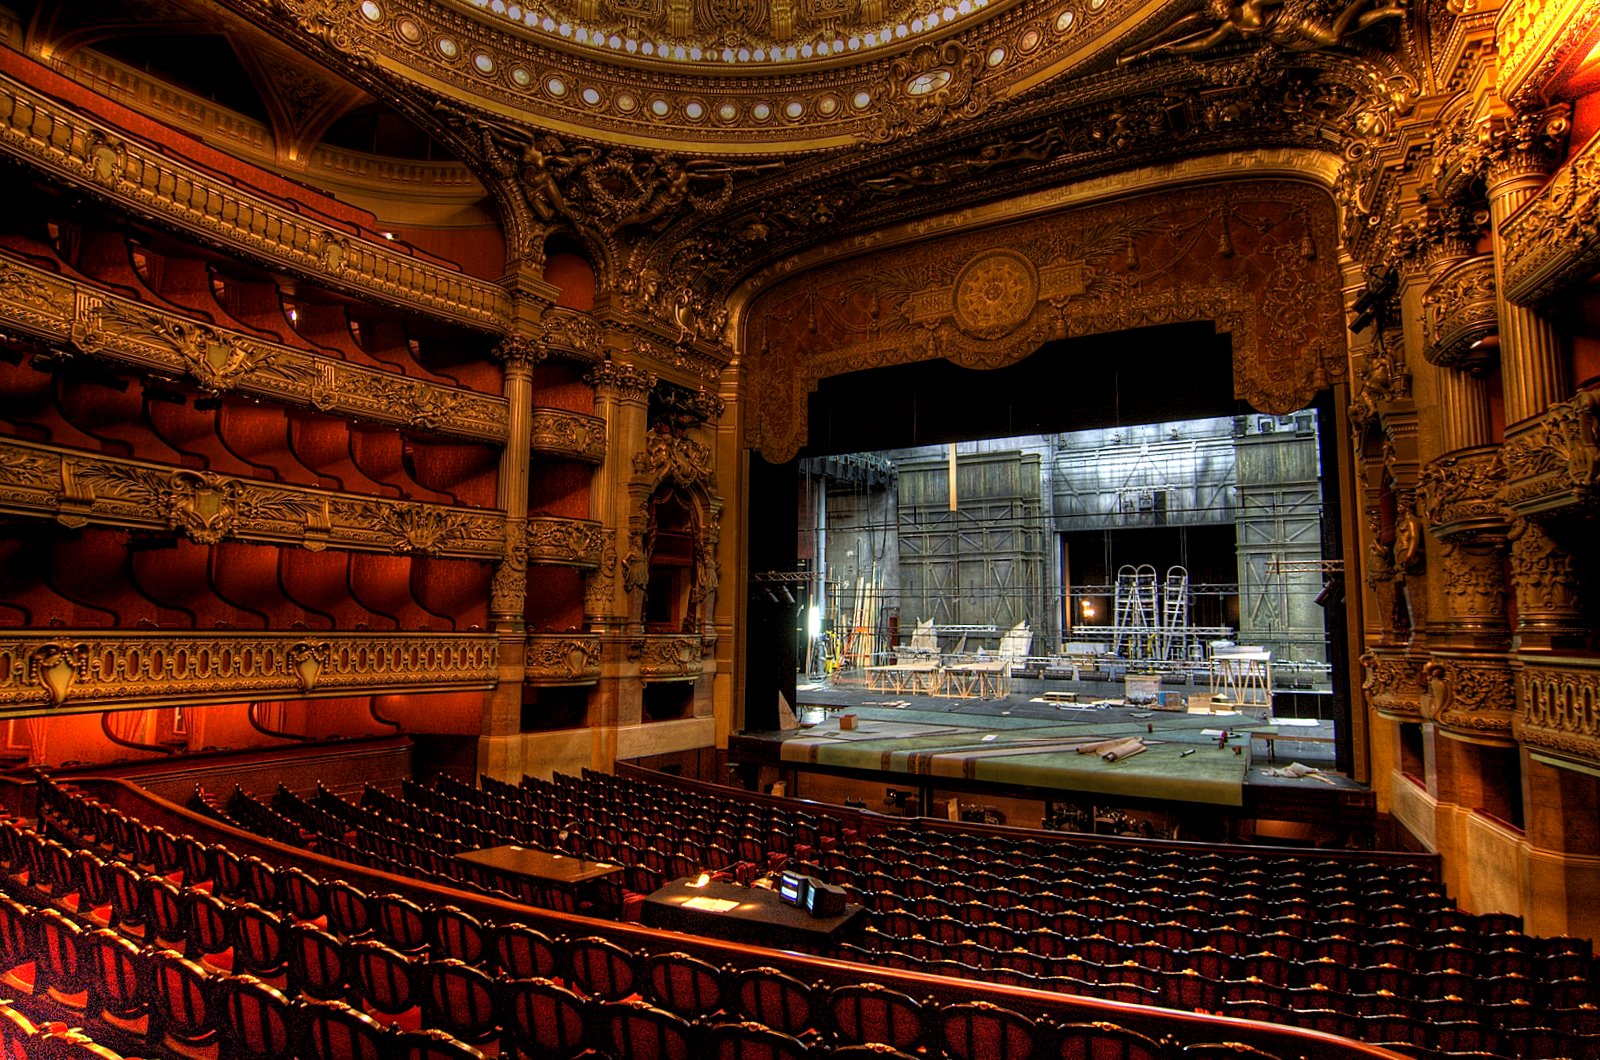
[584, 359, 656, 636]
[482, 337, 539, 742]
[1485, 113, 1569, 425]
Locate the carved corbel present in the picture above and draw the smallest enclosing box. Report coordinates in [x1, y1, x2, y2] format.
[28, 642, 87, 706]
[1506, 516, 1588, 649]
[1419, 655, 1517, 739]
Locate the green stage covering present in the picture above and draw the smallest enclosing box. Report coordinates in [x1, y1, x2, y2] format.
[778, 707, 1265, 806]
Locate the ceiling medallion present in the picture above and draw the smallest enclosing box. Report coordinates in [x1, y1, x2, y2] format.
[952, 249, 1039, 339]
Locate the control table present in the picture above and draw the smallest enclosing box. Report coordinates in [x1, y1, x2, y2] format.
[641, 877, 864, 950]
[454, 844, 622, 906]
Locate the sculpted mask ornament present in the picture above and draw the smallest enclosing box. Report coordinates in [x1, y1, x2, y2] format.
[162, 470, 244, 545]
[1391, 507, 1424, 573]
[491, 521, 530, 618]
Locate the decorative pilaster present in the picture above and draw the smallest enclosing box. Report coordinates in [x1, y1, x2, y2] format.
[1484, 108, 1572, 425]
[491, 336, 541, 630]
[585, 359, 656, 632]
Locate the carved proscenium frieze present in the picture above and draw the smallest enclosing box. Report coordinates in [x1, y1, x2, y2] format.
[0, 438, 504, 557]
[1517, 659, 1600, 768]
[0, 632, 497, 713]
[1419, 448, 1507, 538]
[1501, 128, 1600, 307]
[529, 409, 607, 463]
[0, 254, 507, 444]
[631, 635, 705, 682]
[1501, 391, 1600, 519]
[0, 72, 507, 332]
[1421, 255, 1498, 371]
[744, 181, 1346, 462]
[525, 516, 605, 568]
[524, 634, 602, 687]
[1420, 654, 1517, 740]
[1360, 649, 1427, 723]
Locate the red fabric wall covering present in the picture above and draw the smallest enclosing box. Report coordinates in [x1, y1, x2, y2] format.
[210, 540, 322, 629]
[286, 696, 394, 740]
[51, 529, 183, 628]
[529, 364, 595, 414]
[388, 224, 505, 281]
[527, 462, 593, 520]
[216, 401, 322, 485]
[524, 566, 585, 631]
[0, 355, 108, 450]
[211, 275, 303, 346]
[410, 557, 490, 629]
[347, 552, 431, 630]
[278, 548, 369, 628]
[145, 254, 224, 322]
[0, 529, 96, 627]
[349, 426, 450, 504]
[286, 412, 396, 495]
[130, 538, 243, 629]
[371, 690, 485, 735]
[67, 230, 148, 300]
[403, 437, 500, 508]
[292, 301, 413, 375]
[396, 327, 503, 395]
[56, 373, 186, 463]
[145, 396, 260, 477]
[543, 251, 596, 310]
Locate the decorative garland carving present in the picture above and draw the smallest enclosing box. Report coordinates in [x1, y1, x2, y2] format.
[0, 254, 507, 444]
[530, 409, 608, 463]
[1359, 649, 1426, 722]
[631, 634, 705, 681]
[1420, 655, 1516, 737]
[524, 633, 602, 686]
[744, 182, 1345, 462]
[0, 632, 497, 712]
[1417, 447, 1505, 534]
[537, 308, 609, 362]
[1501, 390, 1600, 517]
[1517, 661, 1600, 766]
[633, 429, 714, 488]
[864, 41, 989, 144]
[525, 516, 606, 568]
[0, 438, 504, 558]
[0, 71, 507, 331]
[1420, 254, 1497, 371]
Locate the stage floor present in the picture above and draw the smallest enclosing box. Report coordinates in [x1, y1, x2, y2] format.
[731, 681, 1366, 833]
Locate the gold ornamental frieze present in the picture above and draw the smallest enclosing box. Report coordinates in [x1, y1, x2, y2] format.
[744, 181, 1345, 462]
[1500, 129, 1600, 307]
[524, 633, 603, 687]
[1495, 0, 1600, 107]
[1420, 654, 1517, 741]
[0, 437, 505, 557]
[631, 634, 705, 682]
[0, 632, 498, 714]
[1420, 254, 1497, 371]
[1517, 658, 1600, 769]
[1359, 648, 1426, 723]
[1500, 391, 1600, 519]
[525, 516, 606, 568]
[537, 308, 608, 363]
[0, 252, 508, 444]
[529, 409, 608, 463]
[0, 71, 508, 331]
[1418, 448, 1506, 537]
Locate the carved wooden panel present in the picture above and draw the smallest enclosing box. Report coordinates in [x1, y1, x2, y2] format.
[529, 409, 607, 463]
[525, 516, 606, 568]
[633, 635, 705, 681]
[1501, 392, 1600, 519]
[0, 632, 497, 714]
[1501, 130, 1600, 307]
[1421, 255, 1497, 371]
[1517, 658, 1600, 769]
[743, 181, 1346, 461]
[0, 438, 505, 557]
[0, 253, 509, 443]
[524, 634, 602, 686]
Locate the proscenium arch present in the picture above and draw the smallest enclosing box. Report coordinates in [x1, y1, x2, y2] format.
[732, 156, 1363, 769]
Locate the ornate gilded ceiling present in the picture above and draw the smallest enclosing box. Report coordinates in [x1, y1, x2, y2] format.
[278, 0, 1183, 152]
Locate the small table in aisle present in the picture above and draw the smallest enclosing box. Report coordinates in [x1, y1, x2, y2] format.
[454, 844, 623, 906]
[641, 877, 864, 950]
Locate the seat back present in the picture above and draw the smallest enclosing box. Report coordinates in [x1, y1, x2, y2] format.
[419, 957, 500, 1046]
[232, 901, 289, 978]
[372, 893, 430, 954]
[503, 977, 588, 1060]
[430, 905, 488, 964]
[32, 906, 89, 998]
[150, 948, 220, 1051]
[83, 926, 149, 1023]
[215, 972, 296, 1060]
[395, 1026, 489, 1060]
[348, 939, 420, 1019]
[602, 998, 696, 1060]
[324, 879, 373, 938]
[828, 983, 923, 1051]
[646, 950, 726, 1020]
[938, 1001, 1037, 1060]
[735, 967, 816, 1038]
[706, 1019, 810, 1060]
[288, 923, 348, 1001]
[295, 996, 393, 1060]
[567, 935, 639, 1001]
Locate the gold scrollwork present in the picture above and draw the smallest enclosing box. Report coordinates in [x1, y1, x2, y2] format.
[1516, 662, 1600, 766]
[1421, 255, 1497, 371]
[524, 634, 602, 686]
[1420, 655, 1517, 738]
[633, 634, 705, 681]
[525, 516, 606, 568]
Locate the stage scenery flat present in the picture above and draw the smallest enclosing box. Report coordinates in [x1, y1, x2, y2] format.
[773, 705, 1284, 806]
